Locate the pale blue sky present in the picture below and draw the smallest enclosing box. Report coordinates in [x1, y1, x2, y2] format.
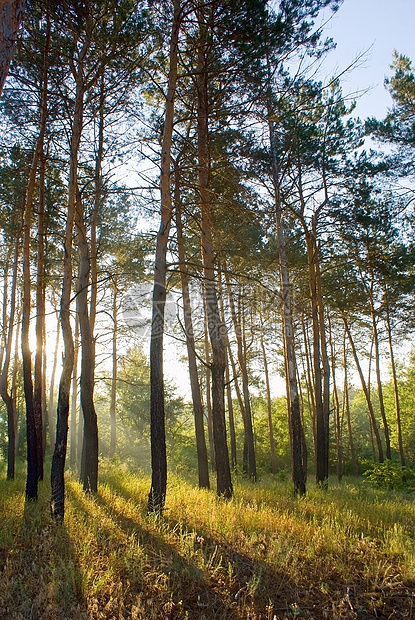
[321, 0, 415, 120]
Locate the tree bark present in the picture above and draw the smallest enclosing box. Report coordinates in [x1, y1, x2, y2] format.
[0, 0, 25, 96]
[148, 0, 180, 513]
[225, 270, 256, 480]
[76, 189, 99, 493]
[175, 187, 209, 489]
[109, 280, 118, 458]
[51, 21, 90, 517]
[343, 316, 384, 463]
[259, 316, 278, 474]
[268, 115, 306, 496]
[197, 3, 232, 498]
[0, 232, 20, 480]
[343, 333, 359, 475]
[385, 304, 405, 466]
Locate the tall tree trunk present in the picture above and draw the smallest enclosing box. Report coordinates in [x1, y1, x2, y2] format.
[34, 151, 46, 481]
[203, 307, 215, 470]
[218, 289, 237, 470]
[47, 302, 60, 454]
[225, 271, 256, 480]
[259, 315, 277, 474]
[148, 0, 180, 513]
[385, 304, 405, 466]
[369, 300, 391, 459]
[51, 25, 89, 517]
[343, 334, 359, 475]
[22, 151, 40, 501]
[0, 0, 25, 96]
[304, 228, 329, 487]
[77, 191, 99, 493]
[343, 316, 384, 463]
[175, 186, 209, 489]
[268, 115, 306, 496]
[197, 4, 232, 498]
[69, 313, 79, 469]
[0, 232, 20, 480]
[109, 280, 118, 458]
[328, 316, 343, 481]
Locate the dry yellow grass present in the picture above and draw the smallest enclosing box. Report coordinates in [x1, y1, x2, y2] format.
[0, 460, 414, 619]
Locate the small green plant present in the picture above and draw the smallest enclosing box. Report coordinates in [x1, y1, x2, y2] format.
[363, 460, 415, 491]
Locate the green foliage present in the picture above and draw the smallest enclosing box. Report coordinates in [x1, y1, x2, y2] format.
[363, 460, 415, 491]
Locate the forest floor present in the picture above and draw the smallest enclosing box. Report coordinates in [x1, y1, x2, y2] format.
[0, 460, 414, 620]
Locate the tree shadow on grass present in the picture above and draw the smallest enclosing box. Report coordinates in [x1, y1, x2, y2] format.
[0, 479, 88, 620]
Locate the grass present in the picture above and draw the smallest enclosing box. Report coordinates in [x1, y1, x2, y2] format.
[0, 461, 414, 619]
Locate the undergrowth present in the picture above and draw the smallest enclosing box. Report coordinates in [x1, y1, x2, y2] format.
[0, 460, 414, 619]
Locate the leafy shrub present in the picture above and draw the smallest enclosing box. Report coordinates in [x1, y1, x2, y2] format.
[363, 460, 415, 491]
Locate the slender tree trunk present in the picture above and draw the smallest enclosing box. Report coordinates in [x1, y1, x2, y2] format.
[76, 191, 99, 493]
[203, 307, 215, 470]
[148, 0, 180, 513]
[385, 305, 405, 466]
[69, 314, 79, 469]
[34, 151, 46, 481]
[196, 4, 232, 498]
[0, 233, 20, 480]
[225, 271, 256, 480]
[22, 151, 40, 501]
[109, 281, 118, 458]
[0, 0, 25, 96]
[175, 188, 209, 488]
[328, 316, 343, 481]
[259, 319, 277, 474]
[47, 302, 60, 454]
[268, 115, 306, 496]
[369, 301, 391, 459]
[51, 28, 89, 517]
[343, 316, 384, 463]
[343, 334, 359, 475]
[218, 288, 237, 470]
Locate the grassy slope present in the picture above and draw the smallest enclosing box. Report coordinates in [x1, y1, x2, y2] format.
[0, 461, 414, 619]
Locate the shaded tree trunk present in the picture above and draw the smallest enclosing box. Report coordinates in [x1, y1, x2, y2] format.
[343, 316, 384, 463]
[109, 280, 118, 458]
[0, 0, 25, 96]
[148, 0, 180, 513]
[385, 304, 405, 466]
[259, 317, 278, 474]
[77, 191, 99, 494]
[0, 232, 20, 480]
[343, 334, 359, 476]
[51, 22, 90, 517]
[175, 185, 209, 489]
[268, 115, 306, 497]
[225, 271, 256, 480]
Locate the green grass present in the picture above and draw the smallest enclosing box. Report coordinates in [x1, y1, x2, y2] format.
[0, 460, 414, 619]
